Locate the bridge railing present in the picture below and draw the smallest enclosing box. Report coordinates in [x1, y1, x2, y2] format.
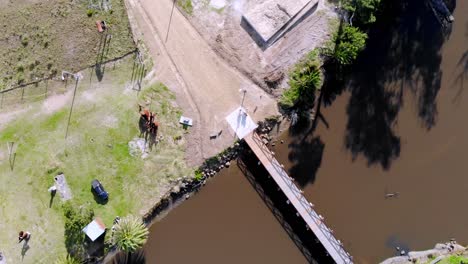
[250, 132, 353, 264]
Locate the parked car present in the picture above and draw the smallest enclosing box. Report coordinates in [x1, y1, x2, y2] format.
[91, 179, 109, 200]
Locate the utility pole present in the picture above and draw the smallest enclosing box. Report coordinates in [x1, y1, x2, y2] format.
[239, 88, 247, 109]
[64, 72, 80, 139]
[165, 0, 176, 43]
[234, 88, 248, 140]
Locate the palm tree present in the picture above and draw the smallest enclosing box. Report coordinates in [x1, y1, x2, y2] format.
[113, 216, 149, 253]
[54, 255, 80, 264]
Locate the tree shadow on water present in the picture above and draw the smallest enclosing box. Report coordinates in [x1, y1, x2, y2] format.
[344, 0, 454, 168]
[287, 135, 325, 187]
[452, 49, 468, 102]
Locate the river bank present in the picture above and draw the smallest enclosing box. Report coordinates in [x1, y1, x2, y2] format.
[0, 55, 197, 263]
[381, 242, 468, 264]
[142, 143, 242, 225]
[142, 0, 468, 263]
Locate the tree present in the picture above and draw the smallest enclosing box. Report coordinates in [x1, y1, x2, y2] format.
[112, 216, 149, 253]
[326, 25, 367, 66]
[342, 0, 381, 25]
[62, 202, 95, 259]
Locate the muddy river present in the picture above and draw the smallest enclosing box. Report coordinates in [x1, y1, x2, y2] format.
[144, 164, 306, 263]
[146, 1, 467, 263]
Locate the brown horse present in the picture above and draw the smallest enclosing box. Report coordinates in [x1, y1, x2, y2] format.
[139, 109, 151, 137]
[148, 120, 159, 151]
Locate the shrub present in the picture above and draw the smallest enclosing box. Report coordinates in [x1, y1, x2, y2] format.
[280, 50, 322, 109]
[16, 63, 25, 73]
[62, 202, 94, 259]
[342, 0, 381, 25]
[21, 35, 29, 46]
[112, 215, 149, 253]
[86, 9, 95, 17]
[177, 0, 193, 15]
[194, 169, 203, 181]
[324, 25, 367, 65]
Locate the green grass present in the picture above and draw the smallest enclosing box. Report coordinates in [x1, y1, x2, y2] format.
[0, 58, 193, 263]
[0, 0, 135, 90]
[438, 255, 468, 264]
[211, 6, 226, 14]
[280, 49, 322, 110]
[177, 0, 193, 15]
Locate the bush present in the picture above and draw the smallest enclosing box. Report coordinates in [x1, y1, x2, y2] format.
[21, 35, 29, 46]
[86, 9, 95, 17]
[194, 169, 203, 181]
[16, 63, 25, 73]
[62, 202, 94, 259]
[324, 25, 367, 66]
[112, 215, 149, 253]
[177, 0, 193, 15]
[280, 50, 322, 109]
[342, 0, 381, 25]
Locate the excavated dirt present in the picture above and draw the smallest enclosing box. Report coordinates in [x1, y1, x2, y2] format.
[188, 0, 339, 96]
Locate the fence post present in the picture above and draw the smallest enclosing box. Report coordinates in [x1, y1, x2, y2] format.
[21, 86, 25, 102]
[44, 79, 48, 99]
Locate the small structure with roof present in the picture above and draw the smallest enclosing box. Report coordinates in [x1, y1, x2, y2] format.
[82, 217, 106, 242]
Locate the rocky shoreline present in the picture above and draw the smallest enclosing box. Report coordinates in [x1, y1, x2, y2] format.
[381, 241, 467, 264]
[142, 142, 243, 225]
[141, 118, 283, 226]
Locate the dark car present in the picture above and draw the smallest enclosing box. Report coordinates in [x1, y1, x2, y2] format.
[91, 179, 109, 200]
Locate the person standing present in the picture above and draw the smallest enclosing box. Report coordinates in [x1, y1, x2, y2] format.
[18, 231, 31, 243]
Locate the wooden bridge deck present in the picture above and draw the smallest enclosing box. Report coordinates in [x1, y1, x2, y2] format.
[244, 132, 353, 264]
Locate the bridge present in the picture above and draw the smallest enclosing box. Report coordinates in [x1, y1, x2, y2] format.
[244, 132, 353, 264]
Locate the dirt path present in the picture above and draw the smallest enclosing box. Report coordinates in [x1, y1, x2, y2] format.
[125, 0, 279, 166]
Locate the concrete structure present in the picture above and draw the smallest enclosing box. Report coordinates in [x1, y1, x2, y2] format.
[244, 132, 353, 264]
[242, 0, 318, 45]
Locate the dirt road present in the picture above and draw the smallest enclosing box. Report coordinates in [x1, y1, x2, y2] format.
[125, 0, 279, 166]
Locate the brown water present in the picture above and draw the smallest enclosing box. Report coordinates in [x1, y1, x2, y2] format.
[272, 1, 468, 262]
[145, 164, 307, 264]
[146, 1, 467, 263]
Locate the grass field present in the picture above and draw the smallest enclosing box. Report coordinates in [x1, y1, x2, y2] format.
[0, 0, 135, 90]
[437, 255, 468, 264]
[0, 57, 193, 263]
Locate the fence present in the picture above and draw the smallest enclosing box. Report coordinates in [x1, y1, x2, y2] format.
[0, 49, 138, 109]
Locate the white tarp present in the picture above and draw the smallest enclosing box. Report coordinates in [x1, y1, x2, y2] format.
[225, 107, 258, 139]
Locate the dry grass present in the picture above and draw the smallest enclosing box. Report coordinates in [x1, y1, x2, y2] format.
[0, 0, 135, 90]
[0, 57, 192, 263]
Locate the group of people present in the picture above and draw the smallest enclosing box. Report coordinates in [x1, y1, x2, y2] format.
[139, 107, 160, 150]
